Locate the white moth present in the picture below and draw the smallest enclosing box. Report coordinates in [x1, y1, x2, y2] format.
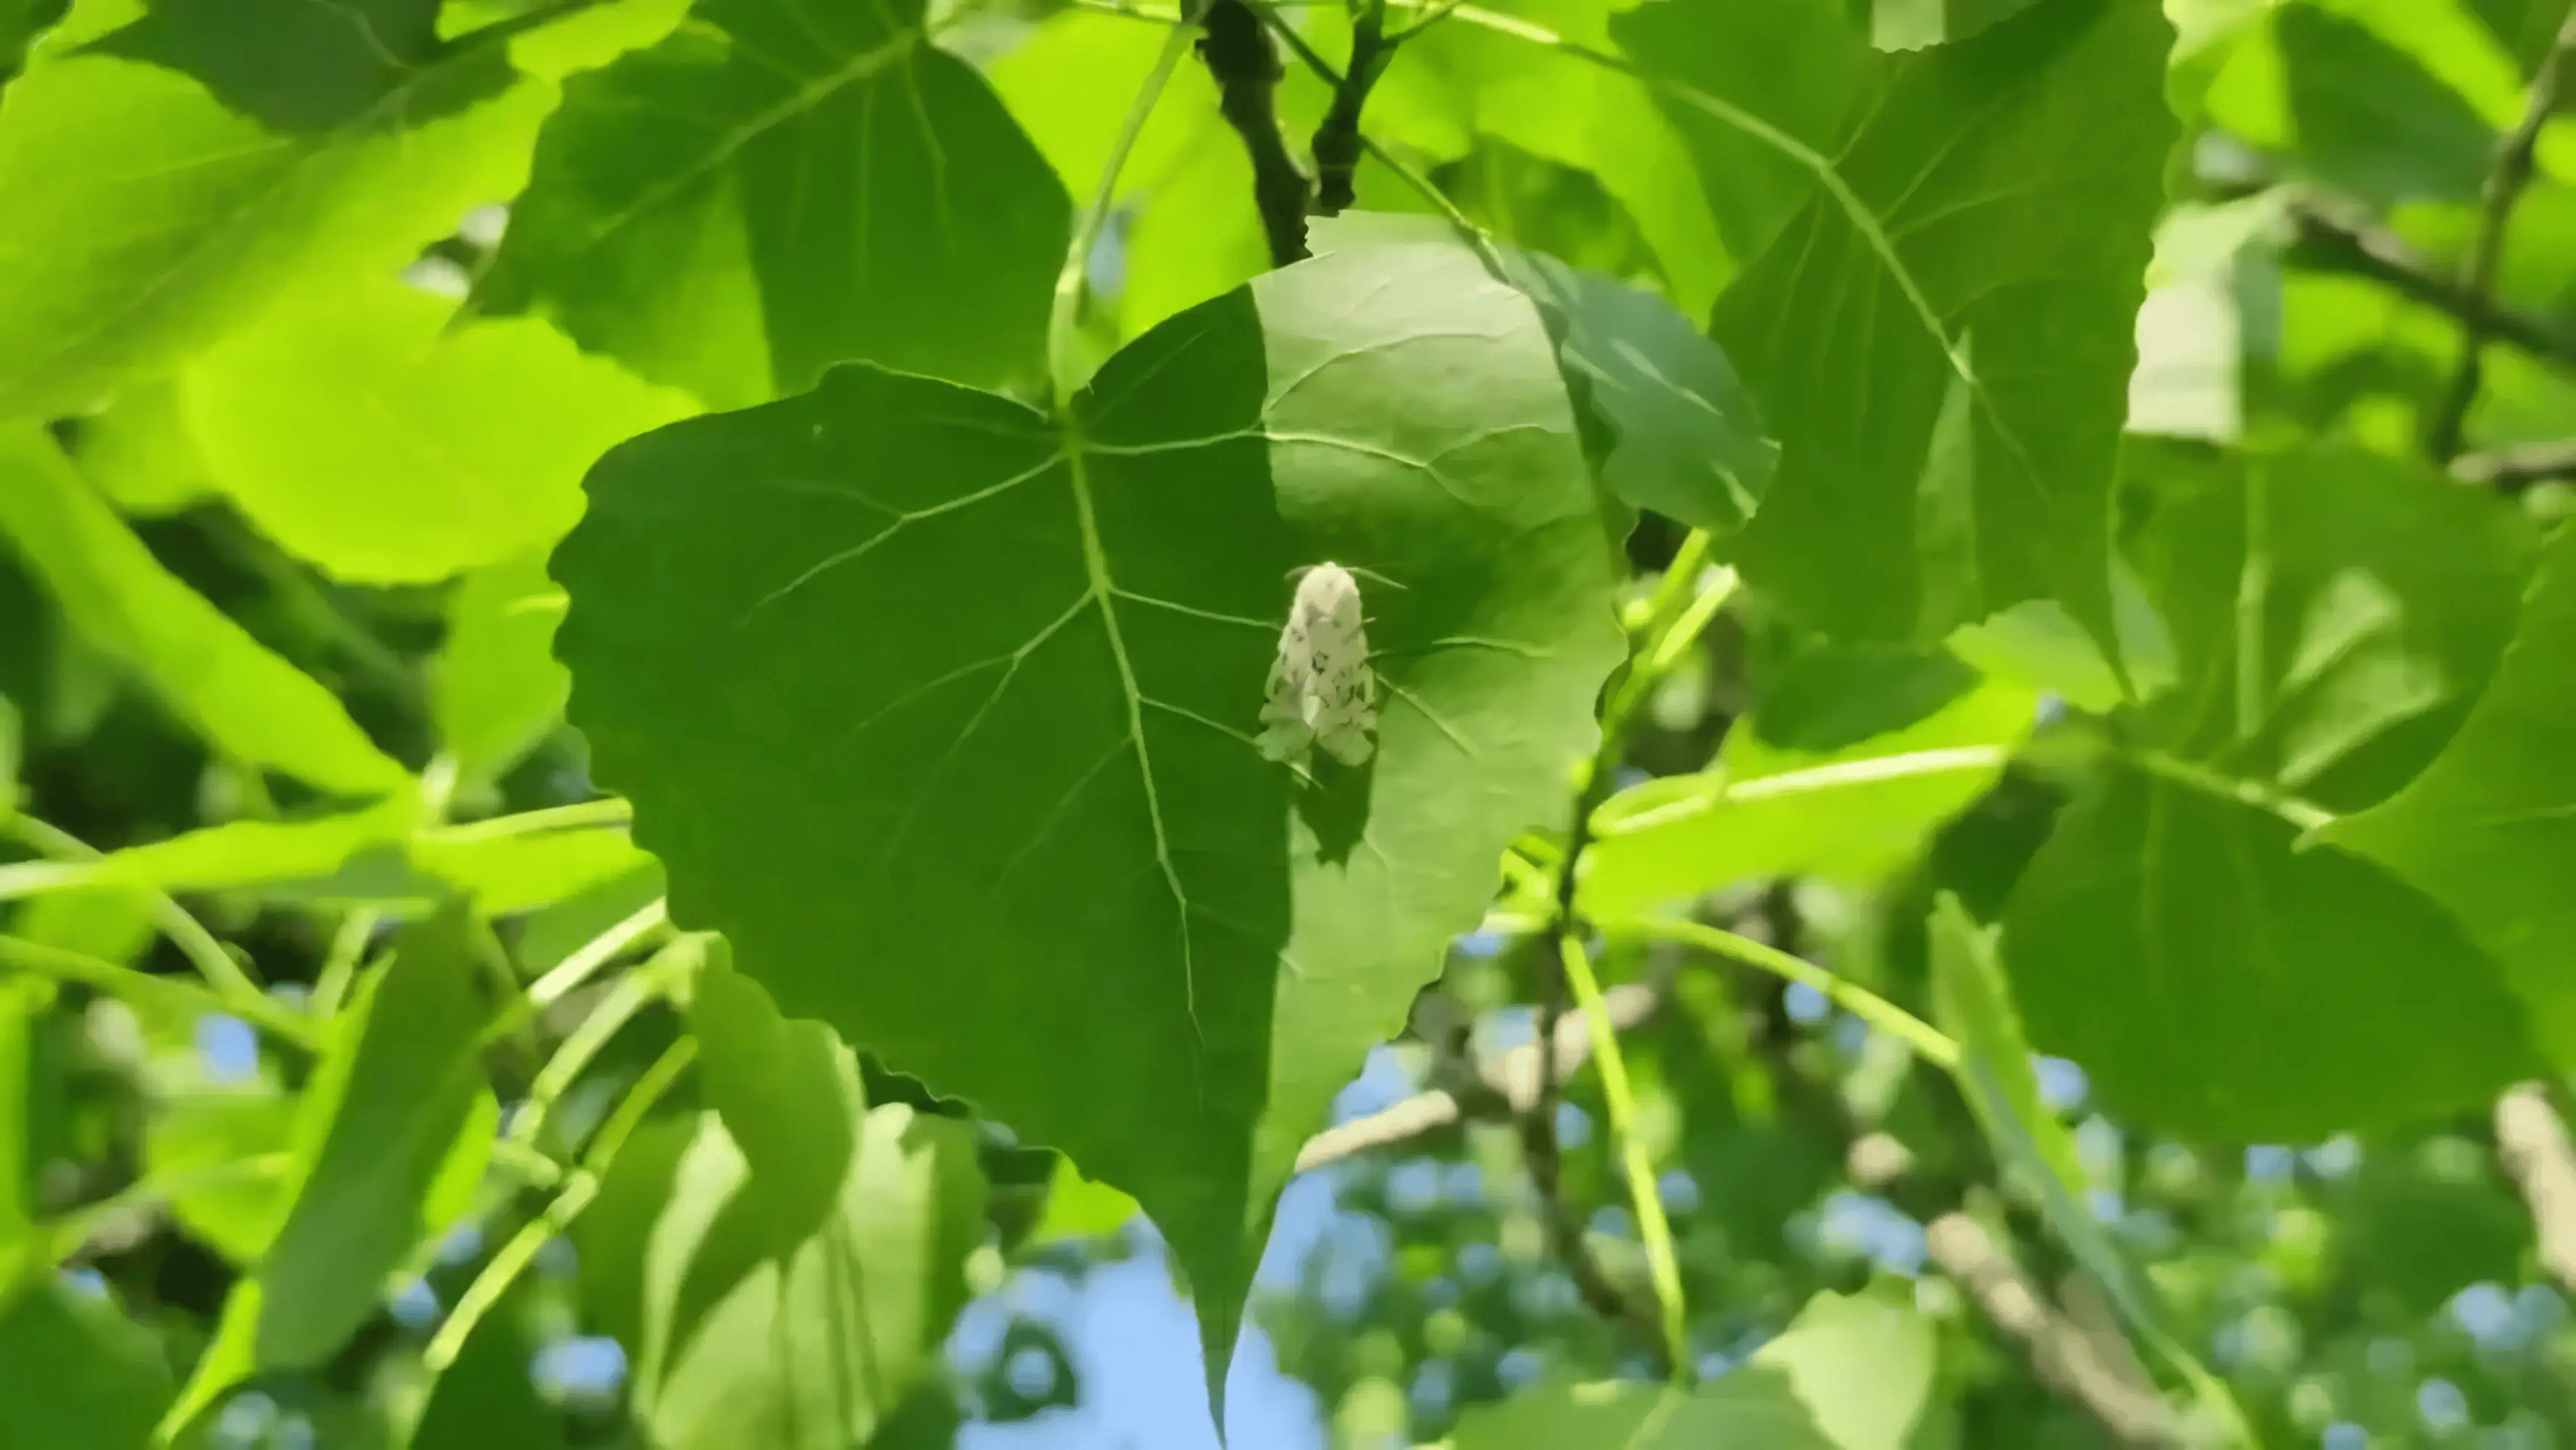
[1257, 562, 1379, 768]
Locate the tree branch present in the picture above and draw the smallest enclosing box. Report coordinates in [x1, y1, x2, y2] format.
[2427, 4, 2576, 460]
[1291, 979, 1660, 1172]
[2496, 1083, 2576, 1291]
[1309, 0, 1391, 215]
[1926, 1214, 2185, 1448]
[2285, 201, 2576, 371]
[1198, 0, 1311, 264]
[2453, 436, 2576, 491]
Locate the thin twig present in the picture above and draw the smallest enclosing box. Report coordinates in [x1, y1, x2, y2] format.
[1201, 0, 1312, 263]
[425, 796, 633, 845]
[4, 817, 320, 1048]
[1557, 934, 1688, 1374]
[423, 1037, 699, 1375]
[2454, 436, 2576, 491]
[0, 935, 311, 1048]
[2284, 202, 2576, 370]
[2427, 4, 2576, 461]
[1309, 0, 1390, 215]
[1598, 917, 1960, 1071]
[479, 898, 670, 1045]
[1506, 540, 1730, 1378]
[1049, 1, 1205, 402]
[1927, 1214, 2184, 1447]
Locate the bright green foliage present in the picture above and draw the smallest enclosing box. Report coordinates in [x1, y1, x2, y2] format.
[182, 276, 697, 584]
[479, 0, 1071, 407]
[1583, 679, 2031, 917]
[435, 550, 575, 790]
[0, 0, 552, 420]
[556, 241, 1624, 1390]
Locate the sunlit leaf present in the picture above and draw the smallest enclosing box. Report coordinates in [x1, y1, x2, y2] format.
[435, 551, 573, 790]
[1583, 681, 2032, 917]
[621, 1079, 983, 1449]
[2126, 442, 2535, 810]
[0, 0, 552, 419]
[481, 0, 1069, 407]
[182, 275, 696, 585]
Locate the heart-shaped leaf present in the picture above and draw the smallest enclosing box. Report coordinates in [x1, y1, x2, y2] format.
[554, 241, 1623, 1402]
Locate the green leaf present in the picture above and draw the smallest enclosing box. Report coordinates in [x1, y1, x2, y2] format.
[479, 0, 1070, 408]
[1583, 681, 2033, 918]
[0, 0, 65, 73]
[146, 1088, 294, 1264]
[2323, 526, 2576, 1065]
[1451, 1288, 1933, 1449]
[0, 798, 647, 919]
[1871, 0, 2045, 49]
[0, 800, 416, 903]
[0, 0, 553, 420]
[0, 978, 39, 1248]
[0, 1280, 174, 1450]
[1032, 1153, 1140, 1244]
[257, 909, 494, 1362]
[1392, 2, 1735, 315]
[0, 427, 409, 798]
[625, 1094, 983, 1449]
[435, 552, 573, 790]
[162, 910, 497, 1433]
[2126, 442, 2537, 809]
[1612, 0, 1870, 281]
[439, 0, 694, 80]
[67, 380, 213, 518]
[689, 953, 856, 1248]
[2198, 0, 2563, 208]
[181, 276, 696, 585]
[1943, 561, 2177, 714]
[1310, 212, 1775, 539]
[555, 241, 1623, 1400]
[1704, 0, 2173, 655]
[2003, 761, 2542, 1138]
[134, 980, 301, 1266]
[409, 826, 655, 917]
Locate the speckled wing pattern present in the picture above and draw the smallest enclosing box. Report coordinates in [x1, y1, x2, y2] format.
[1257, 562, 1376, 766]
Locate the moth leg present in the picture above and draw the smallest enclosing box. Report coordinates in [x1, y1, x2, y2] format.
[1318, 722, 1375, 766]
[1258, 719, 1315, 763]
